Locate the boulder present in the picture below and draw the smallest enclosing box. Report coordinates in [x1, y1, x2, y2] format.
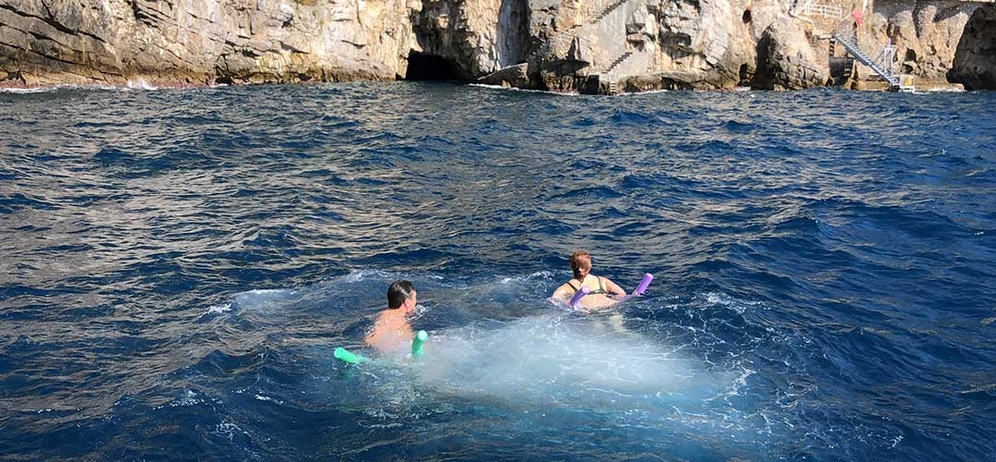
[478, 63, 532, 88]
[950, 5, 996, 90]
[754, 17, 828, 90]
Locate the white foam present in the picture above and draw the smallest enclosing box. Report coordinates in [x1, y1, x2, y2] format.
[206, 303, 232, 314]
[338, 269, 392, 283]
[922, 87, 965, 93]
[525, 270, 555, 280]
[246, 289, 291, 295]
[469, 83, 580, 96]
[617, 89, 670, 96]
[230, 288, 300, 310]
[210, 421, 248, 441]
[158, 390, 208, 409]
[704, 292, 762, 314]
[412, 313, 733, 405]
[254, 394, 285, 405]
[126, 78, 158, 90]
[0, 84, 118, 94]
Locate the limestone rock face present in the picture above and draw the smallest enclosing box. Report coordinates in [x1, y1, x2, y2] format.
[950, 5, 996, 90]
[508, 0, 770, 92]
[522, 0, 590, 90]
[0, 0, 418, 86]
[412, 0, 509, 79]
[867, 1, 979, 86]
[754, 17, 828, 90]
[0, 0, 993, 91]
[650, 0, 760, 89]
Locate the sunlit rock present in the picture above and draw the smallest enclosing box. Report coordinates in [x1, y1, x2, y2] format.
[754, 17, 829, 90]
[0, 0, 993, 91]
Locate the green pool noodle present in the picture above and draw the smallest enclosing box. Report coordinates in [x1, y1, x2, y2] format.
[412, 330, 428, 357]
[334, 347, 368, 364]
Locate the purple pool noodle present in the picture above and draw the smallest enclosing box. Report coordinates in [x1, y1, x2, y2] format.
[616, 273, 654, 304]
[569, 286, 591, 308]
[634, 273, 654, 295]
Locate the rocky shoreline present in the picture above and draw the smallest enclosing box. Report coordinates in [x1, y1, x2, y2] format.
[2, 0, 994, 93]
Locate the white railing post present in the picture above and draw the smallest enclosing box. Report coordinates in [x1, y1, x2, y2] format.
[878, 38, 895, 77]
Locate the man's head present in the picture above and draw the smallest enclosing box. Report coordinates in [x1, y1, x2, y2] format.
[570, 251, 592, 280]
[387, 280, 417, 309]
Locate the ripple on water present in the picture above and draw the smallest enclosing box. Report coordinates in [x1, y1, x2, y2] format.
[0, 84, 994, 462]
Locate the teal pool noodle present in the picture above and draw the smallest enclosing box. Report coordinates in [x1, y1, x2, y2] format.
[334, 347, 368, 364]
[412, 330, 428, 356]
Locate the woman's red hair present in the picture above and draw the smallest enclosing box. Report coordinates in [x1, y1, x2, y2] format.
[570, 251, 592, 280]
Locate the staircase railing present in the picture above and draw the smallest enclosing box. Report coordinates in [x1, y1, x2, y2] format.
[832, 34, 899, 88]
[798, 3, 844, 19]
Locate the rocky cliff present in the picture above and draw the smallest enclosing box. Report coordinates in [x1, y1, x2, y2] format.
[0, 0, 418, 86]
[862, 0, 990, 90]
[1, 0, 994, 91]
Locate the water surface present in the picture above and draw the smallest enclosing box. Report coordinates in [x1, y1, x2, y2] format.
[1, 83, 994, 461]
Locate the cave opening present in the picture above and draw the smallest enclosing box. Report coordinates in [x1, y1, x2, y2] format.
[404, 51, 465, 82]
[739, 63, 752, 86]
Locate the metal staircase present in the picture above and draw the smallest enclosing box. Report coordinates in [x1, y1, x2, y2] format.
[832, 33, 899, 89]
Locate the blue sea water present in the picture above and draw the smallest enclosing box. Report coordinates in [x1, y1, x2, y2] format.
[1, 83, 994, 461]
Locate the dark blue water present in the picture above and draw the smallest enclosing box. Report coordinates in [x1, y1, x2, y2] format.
[1, 83, 994, 461]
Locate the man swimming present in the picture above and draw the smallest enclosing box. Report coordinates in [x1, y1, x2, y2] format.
[365, 280, 418, 355]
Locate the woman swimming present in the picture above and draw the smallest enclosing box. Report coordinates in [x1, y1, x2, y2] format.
[551, 250, 626, 310]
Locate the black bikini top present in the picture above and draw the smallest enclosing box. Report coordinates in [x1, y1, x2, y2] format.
[567, 276, 607, 295]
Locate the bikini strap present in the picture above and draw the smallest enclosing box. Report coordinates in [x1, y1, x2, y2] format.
[566, 280, 580, 293]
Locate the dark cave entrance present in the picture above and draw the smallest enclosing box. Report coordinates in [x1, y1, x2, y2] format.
[404, 51, 465, 82]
